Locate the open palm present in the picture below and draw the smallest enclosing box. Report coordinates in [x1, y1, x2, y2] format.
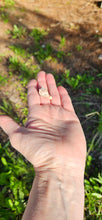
[0, 72, 86, 175]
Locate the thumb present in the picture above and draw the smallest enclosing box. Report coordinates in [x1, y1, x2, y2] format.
[0, 115, 20, 137]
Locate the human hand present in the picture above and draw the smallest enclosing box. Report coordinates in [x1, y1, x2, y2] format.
[0, 71, 86, 176]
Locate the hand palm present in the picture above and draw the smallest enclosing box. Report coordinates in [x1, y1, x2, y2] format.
[0, 72, 86, 174]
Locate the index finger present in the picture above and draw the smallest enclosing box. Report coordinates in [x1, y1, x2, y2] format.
[27, 79, 40, 109]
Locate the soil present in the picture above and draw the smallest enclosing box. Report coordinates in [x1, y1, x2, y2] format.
[0, 1, 102, 88]
[0, 0, 102, 173]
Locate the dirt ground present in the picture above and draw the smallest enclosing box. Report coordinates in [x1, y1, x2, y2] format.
[0, 0, 102, 95]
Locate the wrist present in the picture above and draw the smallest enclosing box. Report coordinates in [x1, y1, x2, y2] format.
[23, 170, 84, 220]
[37, 170, 84, 220]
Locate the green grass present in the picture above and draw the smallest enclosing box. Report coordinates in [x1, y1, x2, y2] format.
[0, 74, 8, 85]
[7, 25, 27, 39]
[33, 43, 53, 64]
[59, 34, 66, 49]
[0, 142, 34, 220]
[1, 11, 9, 23]
[64, 70, 95, 89]
[85, 173, 102, 219]
[57, 70, 102, 97]
[9, 45, 27, 58]
[76, 44, 83, 51]
[8, 56, 40, 83]
[85, 111, 102, 157]
[4, 0, 15, 7]
[29, 28, 48, 44]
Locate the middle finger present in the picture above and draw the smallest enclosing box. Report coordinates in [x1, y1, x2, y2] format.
[37, 71, 50, 105]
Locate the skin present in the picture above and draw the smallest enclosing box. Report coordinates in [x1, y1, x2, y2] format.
[0, 71, 86, 220]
